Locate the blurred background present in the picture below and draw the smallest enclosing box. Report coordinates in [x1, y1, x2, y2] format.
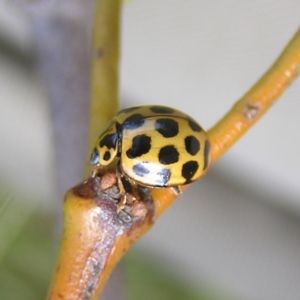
[1, 1, 300, 299]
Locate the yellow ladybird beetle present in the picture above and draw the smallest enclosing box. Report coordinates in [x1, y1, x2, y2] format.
[90, 105, 211, 190]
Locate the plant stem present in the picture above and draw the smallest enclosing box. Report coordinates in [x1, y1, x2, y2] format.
[88, 0, 121, 168]
[208, 28, 300, 164]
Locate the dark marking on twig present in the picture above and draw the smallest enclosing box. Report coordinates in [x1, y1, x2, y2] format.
[244, 104, 260, 120]
[96, 48, 104, 58]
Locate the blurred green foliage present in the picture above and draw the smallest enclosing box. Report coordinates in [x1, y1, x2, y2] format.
[125, 252, 220, 300]
[0, 190, 57, 300]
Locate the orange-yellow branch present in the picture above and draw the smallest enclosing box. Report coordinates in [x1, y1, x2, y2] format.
[152, 186, 187, 218]
[47, 188, 110, 300]
[47, 178, 155, 300]
[208, 27, 300, 164]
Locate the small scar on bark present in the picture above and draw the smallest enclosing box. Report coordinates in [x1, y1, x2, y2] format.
[244, 104, 260, 120]
[96, 48, 104, 58]
[56, 264, 61, 272]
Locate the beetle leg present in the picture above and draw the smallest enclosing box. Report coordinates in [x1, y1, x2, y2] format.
[116, 164, 137, 210]
[171, 186, 182, 196]
[116, 171, 127, 210]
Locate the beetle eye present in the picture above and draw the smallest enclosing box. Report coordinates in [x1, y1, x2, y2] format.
[90, 148, 100, 165]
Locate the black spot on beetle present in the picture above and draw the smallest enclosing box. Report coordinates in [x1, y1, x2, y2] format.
[188, 120, 202, 132]
[133, 163, 150, 177]
[103, 151, 111, 161]
[185, 136, 200, 155]
[117, 106, 141, 115]
[150, 106, 175, 114]
[203, 140, 210, 170]
[156, 168, 171, 186]
[181, 161, 199, 184]
[90, 148, 99, 165]
[122, 114, 145, 130]
[126, 135, 151, 158]
[155, 118, 179, 138]
[158, 145, 179, 165]
[99, 133, 118, 149]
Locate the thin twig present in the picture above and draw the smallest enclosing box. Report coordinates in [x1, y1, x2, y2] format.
[208, 28, 300, 164]
[88, 0, 121, 166]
